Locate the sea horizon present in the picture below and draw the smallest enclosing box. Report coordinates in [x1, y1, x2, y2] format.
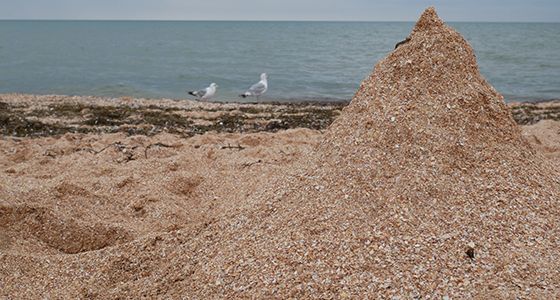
[2, 19, 559, 23]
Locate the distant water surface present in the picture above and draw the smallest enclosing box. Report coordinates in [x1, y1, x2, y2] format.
[0, 21, 559, 102]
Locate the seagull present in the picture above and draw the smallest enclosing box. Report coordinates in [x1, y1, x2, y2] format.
[188, 83, 218, 101]
[240, 73, 268, 101]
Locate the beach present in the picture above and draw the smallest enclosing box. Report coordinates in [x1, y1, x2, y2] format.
[1, 93, 559, 297]
[2, 7, 560, 299]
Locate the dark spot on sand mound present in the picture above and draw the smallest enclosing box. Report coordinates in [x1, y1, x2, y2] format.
[0, 205, 132, 254]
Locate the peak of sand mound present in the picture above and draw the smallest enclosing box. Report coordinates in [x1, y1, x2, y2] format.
[318, 6, 530, 190]
[3, 7, 559, 299]
[411, 6, 445, 33]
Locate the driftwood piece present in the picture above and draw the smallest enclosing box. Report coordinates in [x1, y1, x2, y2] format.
[220, 143, 245, 150]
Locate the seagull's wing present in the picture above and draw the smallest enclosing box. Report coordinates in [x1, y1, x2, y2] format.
[190, 88, 207, 98]
[247, 81, 266, 95]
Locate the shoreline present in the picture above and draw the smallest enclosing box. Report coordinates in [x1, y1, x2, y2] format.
[1, 93, 559, 138]
[3, 92, 560, 105]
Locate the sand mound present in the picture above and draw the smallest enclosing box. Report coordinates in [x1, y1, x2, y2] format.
[1, 7, 559, 299]
[156, 8, 558, 298]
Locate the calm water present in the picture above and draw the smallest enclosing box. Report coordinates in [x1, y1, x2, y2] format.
[0, 21, 559, 102]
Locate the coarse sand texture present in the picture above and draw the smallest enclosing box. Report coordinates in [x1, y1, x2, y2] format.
[1, 7, 559, 299]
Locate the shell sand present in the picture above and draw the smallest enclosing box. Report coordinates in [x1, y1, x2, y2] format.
[2, 7, 560, 298]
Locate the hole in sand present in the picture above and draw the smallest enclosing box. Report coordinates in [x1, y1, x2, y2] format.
[0, 205, 132, 254]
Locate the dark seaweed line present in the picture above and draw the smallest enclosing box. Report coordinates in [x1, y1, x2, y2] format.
[1, 101, 557, 138]
[0, 101, 341, 138]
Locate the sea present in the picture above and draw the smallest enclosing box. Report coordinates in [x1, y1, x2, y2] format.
[0, 21, 559, 102]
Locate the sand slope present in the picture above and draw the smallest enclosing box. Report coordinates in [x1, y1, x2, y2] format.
[0, 128, 321, 297]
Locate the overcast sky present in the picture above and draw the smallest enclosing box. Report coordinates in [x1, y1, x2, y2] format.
[1, 0, 559, 22]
